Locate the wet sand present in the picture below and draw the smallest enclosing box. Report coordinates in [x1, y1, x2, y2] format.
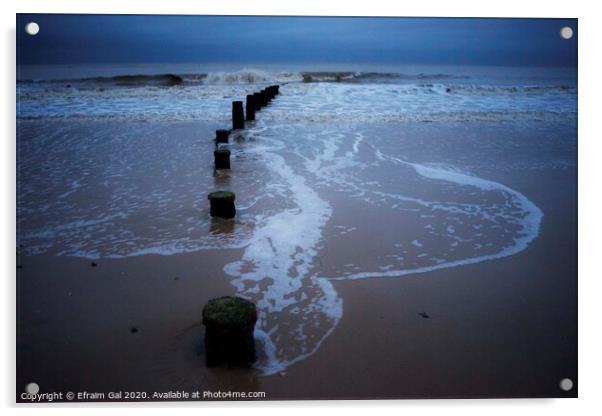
[264, 168, 577, 399]
[16, 136, 576, 401]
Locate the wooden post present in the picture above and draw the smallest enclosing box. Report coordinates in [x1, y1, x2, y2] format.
[208, 191, 236, 219]
[246, 94, 255, 121]
[260, 89, 269, 107]
[214, 149, 231, 170]
[202, 296, 257, 367]
[232, 101, 245, 130]
[215, 129, 229, 144]
[253, 92, 262, 111]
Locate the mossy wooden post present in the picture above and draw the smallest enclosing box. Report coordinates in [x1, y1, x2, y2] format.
[214, 149, 231, 170]
[215, 129, 229, 144]
[232, 101, 245, 130]
[202, 296, 257, 367]
[208, 191, 236, 219]
[245, 94, 255, 121]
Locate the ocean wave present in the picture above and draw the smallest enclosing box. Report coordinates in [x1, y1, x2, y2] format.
[16, 76, 577, 123]
[17, 69, 473, 86]
[202, 69, 301, 84]
[17, 68, 580, 101]
[18, 73, 189, 87]
[445, 84, 575, 94]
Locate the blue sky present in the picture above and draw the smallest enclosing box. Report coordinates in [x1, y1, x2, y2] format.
[17, 14, 577, 67]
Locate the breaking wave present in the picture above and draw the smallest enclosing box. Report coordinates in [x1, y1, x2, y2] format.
[18, 69, 474, 86]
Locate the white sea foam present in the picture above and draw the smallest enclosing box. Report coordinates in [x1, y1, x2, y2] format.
[222, 122, 341, 374]
[322, 160, 543, 281]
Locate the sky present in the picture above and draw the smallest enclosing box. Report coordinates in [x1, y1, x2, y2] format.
[16, 14, 577, 67]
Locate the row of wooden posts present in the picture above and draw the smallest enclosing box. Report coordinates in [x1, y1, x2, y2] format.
[204, 85, 280, 368]
[208, 84, 280, 220]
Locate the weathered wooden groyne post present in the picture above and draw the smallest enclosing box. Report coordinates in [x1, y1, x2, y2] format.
[202, 296, 257, 367]
[265, 87, 271, 102]
[208, 191, 236, 219]
[214, 149, 231, 170]
[215, 129, 229, 144]
[261, 89, 269, 107]
[245, 94, 256, 121]
[253, 92, 262, 111]
[232, 101, 245, 130]
[207, 85, 284, 217]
